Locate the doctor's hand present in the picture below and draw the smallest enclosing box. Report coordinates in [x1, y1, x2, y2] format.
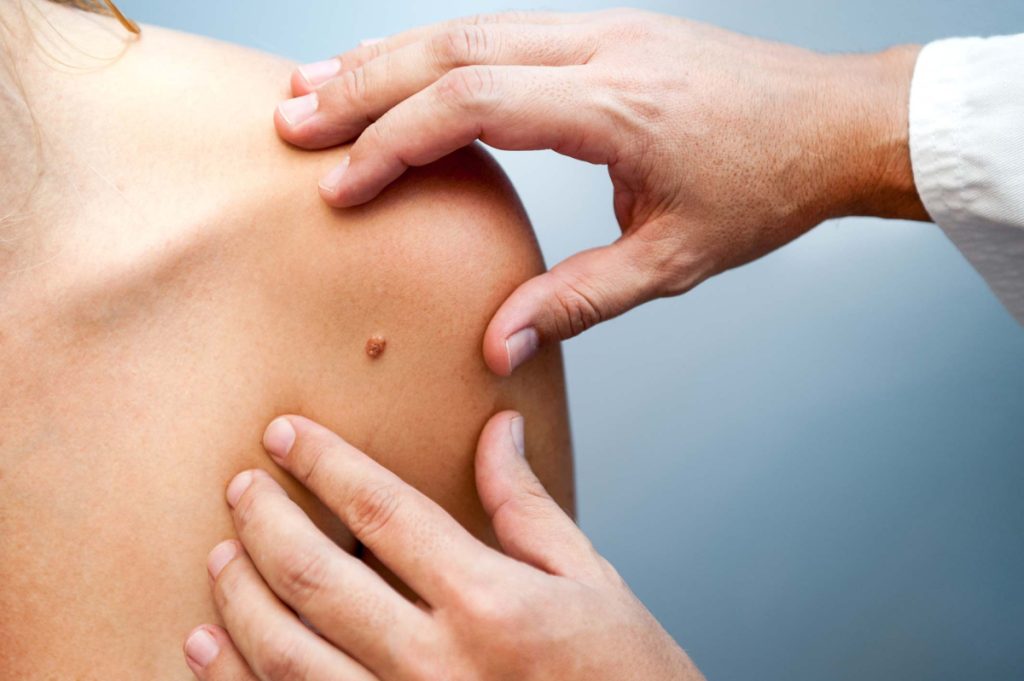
[274, 9, 928, 375]
[183, 411, 703, 681]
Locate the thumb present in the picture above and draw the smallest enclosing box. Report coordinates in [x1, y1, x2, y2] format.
[483, 237, 658, 376]
[475, 411, 604, 582]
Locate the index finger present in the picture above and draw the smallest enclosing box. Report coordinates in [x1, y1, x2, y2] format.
[292, 11, 583, 95]
[318, 65, 614, 207]
[261, 415, 503, 606]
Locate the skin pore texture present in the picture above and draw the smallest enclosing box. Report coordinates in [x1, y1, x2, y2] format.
[0, 3, 572, 679]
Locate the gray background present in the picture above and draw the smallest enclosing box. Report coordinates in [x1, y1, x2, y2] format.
[128, 1, 1024, 679]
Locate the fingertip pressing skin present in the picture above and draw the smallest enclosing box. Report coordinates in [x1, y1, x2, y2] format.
[183, 625, 220, 674]
[482, 286, 543, 376]
[319, 153, 406, 208]
[277, 92, 318, 128]
[474, 410, 527, 512]
[504, 327, 539, 376]
[207, 539, 241, 581]
[225, 470, 254, 508]
[317, 156, 351, 205]
[262, 416, 297, 461]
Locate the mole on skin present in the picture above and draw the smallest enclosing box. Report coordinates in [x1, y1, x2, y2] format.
[365, 336, 386, 359]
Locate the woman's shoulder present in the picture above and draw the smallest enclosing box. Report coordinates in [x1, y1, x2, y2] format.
[13, 17, 545, 331]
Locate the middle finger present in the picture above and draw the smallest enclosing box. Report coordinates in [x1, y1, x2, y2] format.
[227, 470, 431, 677]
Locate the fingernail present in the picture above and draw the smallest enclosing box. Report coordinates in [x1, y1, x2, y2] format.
[262, 417, 296, 461]
[184, 628, 219, 668]
[318, 155, 351, 195]
[207, 540, 238, 580]
[359, 37, 384, 46]
[505, 327, 539, 374]
[277, 92, 318, 127]
[298, 58, 341, 88]
[225, 470, 254, 508]
[509, 416, 525, 458]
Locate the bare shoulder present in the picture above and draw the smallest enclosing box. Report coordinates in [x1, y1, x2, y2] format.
[0, 16, 571, 678]
[120, 26, 575, 525]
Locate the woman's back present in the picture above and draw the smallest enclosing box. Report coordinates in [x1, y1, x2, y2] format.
[0, 4, 572, 678]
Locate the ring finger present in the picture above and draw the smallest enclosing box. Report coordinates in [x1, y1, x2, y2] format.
[209, 540, 377, 681]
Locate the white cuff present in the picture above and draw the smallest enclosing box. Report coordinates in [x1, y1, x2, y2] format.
[909, 34, 1024, 323]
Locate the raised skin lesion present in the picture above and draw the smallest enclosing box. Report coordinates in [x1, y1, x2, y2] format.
[365, 335, 387, 359]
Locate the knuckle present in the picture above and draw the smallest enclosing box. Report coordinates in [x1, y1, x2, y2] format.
[455, 583, 508, 624]
[362, 118, 393, 153]
[433, 25, 493, 66]
[338, 66, 369, 106]
[595, 553, 627, 586]
[345, 483, 402, 540]
[254, 632, 308, 681]
[549, 275, 604, 338]
[436, 66, 501, 111]
[277, 547, 330, 608]
[402, 630, 446, 681]
[632, 223, 703, 295]
[340, 40, 384, 71]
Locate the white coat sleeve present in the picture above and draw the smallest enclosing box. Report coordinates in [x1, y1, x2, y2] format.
[909, 33, 1024, 323]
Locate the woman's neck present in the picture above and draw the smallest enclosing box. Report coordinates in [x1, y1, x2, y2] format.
[0, 0, 135, 274]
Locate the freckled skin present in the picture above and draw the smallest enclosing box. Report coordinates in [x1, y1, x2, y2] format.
[365, 336, 386, 359]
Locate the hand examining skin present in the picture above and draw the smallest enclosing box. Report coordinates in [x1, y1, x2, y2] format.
[274, 9, 928, 376]
[183, 412, 703, 681]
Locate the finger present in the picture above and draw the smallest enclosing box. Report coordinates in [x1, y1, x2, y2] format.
[226, 469, 429, 676]
[291, 11, 585, 95]
[208, 540, 377, 681]
[184, 625, 259, 681]
[474, 411, 606, 583]
[483, 236, 663, 375]
[277, 24, 597, 150]
[318, 64, 615, 207]
[261, 415, 506, 606]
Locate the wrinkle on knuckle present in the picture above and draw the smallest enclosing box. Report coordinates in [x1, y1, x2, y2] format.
[631, 223, 704, 295]
[436, 66, 502, 113]
[434, 25, 493, 67]
[345, 482, 402, 541]
[339, 67, 369, 108]
[277, 547, 330, 609]
[549, 275, 604, 338]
